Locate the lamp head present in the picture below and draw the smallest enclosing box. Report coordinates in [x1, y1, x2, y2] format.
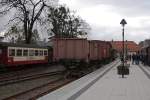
[120, 19, 127, 27]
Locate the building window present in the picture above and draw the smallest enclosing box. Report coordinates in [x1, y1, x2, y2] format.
[23, 49, 28, 56]
[29, 50, 34, 56]
[9, 49, 15, 56]
[17, 49, 22, 56]
[35, 50, 39, 56]
[44, 50, 48, 56]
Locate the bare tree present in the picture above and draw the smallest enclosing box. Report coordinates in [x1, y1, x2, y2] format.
[48, 5, 91, 38]
[0, 0, 57, 44]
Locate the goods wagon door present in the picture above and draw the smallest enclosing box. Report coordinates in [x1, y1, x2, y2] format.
[53, 39, 66, 61]
[58, 39, 66, 60]
[89, 42, 99, 60]
[75, 39, 88, 60]
[66, 40, 74, 59]
[101, 46, 105, 59]
[94, 43, 98, 60]
[98, 44, 102, 60]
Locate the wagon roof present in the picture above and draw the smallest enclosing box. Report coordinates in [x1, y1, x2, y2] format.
[0, 42, 48, 49]
[88, 40, 105, 42]
[52, 38, 87, 40]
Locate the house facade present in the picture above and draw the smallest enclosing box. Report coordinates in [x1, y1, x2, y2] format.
[111, 41, 141, 56]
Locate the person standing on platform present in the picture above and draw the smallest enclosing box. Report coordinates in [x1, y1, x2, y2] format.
[132, 54, 135, 64]
[136, 54, 140, 65]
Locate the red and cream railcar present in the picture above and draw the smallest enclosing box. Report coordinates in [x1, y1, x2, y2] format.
[0, 42, 48, 67]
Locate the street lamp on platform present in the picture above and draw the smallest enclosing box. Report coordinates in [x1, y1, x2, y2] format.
[120, 19, 127, 78]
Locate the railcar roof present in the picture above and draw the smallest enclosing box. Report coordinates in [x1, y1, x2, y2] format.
[0, 42, 48, 49]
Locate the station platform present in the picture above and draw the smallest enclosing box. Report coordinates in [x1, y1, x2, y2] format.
[38, 61, 150, 100]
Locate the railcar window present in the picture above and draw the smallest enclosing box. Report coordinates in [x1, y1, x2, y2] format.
[39, 50, 43, 56]
[9, 49, 15, 56]
[44, 50, 48, 56]
[35, 50, 39, 56]
[29, 50, 34, 56]
[23, 50, 28, 56]
[17, 49, 22, 56]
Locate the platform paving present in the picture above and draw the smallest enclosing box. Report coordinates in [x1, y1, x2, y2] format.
[38, 60, 120, 100]
[76, 63, 150, 100]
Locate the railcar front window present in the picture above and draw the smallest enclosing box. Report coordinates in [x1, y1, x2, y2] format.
[9, 49, 15, 56]
[17, 49, 22, 56]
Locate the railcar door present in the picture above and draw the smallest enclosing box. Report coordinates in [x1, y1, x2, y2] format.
[0, 47, 2, 64]
[0, 47, 6, 65]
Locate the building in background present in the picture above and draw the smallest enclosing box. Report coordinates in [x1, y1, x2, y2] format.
[139, 39, 150, 48]
[110, 41, 141, 56]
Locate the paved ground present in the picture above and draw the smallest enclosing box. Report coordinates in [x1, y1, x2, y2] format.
[76, 63, 150, 100]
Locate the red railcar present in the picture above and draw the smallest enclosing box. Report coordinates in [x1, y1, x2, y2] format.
[0, 42, 48, 67]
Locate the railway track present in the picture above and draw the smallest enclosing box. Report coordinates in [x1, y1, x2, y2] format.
[0, 71, 63, 86]
[0, 64, 65, 86]
[3, 78, 75, 100]
[0, 64, 64, 80]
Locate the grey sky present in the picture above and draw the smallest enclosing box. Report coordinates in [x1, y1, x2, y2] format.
[59, 0, 150, 43]
[0, 0, 150, 43]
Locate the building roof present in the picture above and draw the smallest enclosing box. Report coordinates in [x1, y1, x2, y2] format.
[111, 41, 141, 52]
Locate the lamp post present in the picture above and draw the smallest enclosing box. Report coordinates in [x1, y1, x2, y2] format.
[120, 19, 127, 78]
[126, 40, 128, 60]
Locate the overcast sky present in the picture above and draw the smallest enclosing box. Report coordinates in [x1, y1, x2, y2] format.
[0, 0, 150, 43]
[59, 0, 150, 43]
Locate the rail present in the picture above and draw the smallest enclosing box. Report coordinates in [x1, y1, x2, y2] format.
[0, 71, 63, 86]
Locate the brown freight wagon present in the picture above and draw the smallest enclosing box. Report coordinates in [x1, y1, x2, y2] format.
[99, 41, 112, 59]
[89, 40, 111, 61]
[98, 41, 106, 59]
[89, 40, 99, 60]
[105, 42, 112, 58]
[53, 38, 89, 62]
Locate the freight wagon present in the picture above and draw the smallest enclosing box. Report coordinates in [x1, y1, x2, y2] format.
[89, 40, 112, 61]
[53, 38, 112, 62]
[53, 38, 89, 62]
